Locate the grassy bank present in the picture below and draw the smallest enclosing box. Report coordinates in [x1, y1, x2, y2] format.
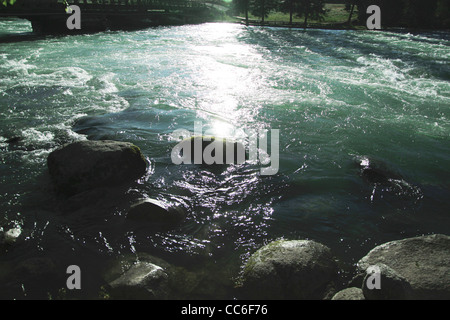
[223, 3, 363, 29]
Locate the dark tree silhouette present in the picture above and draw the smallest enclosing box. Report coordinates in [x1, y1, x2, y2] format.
[249, 0, 279, 23]
[404, 0, 439, 28]
[233, 0, 250, 25]
[279, 0, 295, 25]
[279, 0, 326, 27]
[357, 0, 405, 28]
[232, 0, 448, 29]
[345, 0, 360, 26]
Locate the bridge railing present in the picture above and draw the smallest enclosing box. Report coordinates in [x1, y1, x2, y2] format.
[0, 0, 206, 11]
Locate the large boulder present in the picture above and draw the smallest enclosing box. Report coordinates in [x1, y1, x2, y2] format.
[361, 263, 413, 300]
[356, 234, 450, 299]
[47, 140, 147, 195]
[239, 239, 339, 300]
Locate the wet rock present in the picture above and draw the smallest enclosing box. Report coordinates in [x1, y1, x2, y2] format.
[356, 156, 423, 204]
[103, 253, 174, 300]
[5, 136, 22, 144]
[172, 135, 246, 165]
[331, 287, 365, 300]
[47, 140, 147, 195]
[108, 261, 170, 300]
[1, 227, 22, 246]
[1, 226, 24, 250]
[357, 234, 450, 299]
[239, 239, 339, 300]
[102, 253, 237, 300]
[361, 263, 413, 300]
[357, 157, 402, 184]
[126, 198, 186, 225]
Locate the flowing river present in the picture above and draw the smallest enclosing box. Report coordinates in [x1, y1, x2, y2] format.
[0, 18, 449, 299]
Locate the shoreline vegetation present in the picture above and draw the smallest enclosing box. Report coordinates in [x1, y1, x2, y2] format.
[220, 2, 450, 32]
[1, 1, 450, 35]
[223, 0, 450, 31]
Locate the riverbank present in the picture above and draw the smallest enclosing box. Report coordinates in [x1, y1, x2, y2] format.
[233, 17, 365, 30]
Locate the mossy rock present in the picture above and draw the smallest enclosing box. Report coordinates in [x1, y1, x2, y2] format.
[357, 234, 450, 299]
[240, 239, 339, 300]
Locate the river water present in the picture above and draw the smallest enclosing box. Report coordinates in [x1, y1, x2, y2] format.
[0, 18, 449, 299]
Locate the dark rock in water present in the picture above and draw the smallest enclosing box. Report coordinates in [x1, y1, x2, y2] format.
[357, 157, 402, 184]
[107, 261, 170, 300]
[5, 136, 22, 144]
[361, 166, 390, 184]
[0, 227, 22, 247]
[103, 253, 174, 300]
[239, 239, 339, 300]
[356, 234, 450, 299]
[47, 140, 147, 195]
[172, 135, 246, 166]
[126, 198, 186, 225]
[356, 156, 423, 203]
[102, 252, 233, 300]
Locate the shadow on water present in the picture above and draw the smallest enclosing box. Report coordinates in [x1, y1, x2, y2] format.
[0, 32, 47, 43]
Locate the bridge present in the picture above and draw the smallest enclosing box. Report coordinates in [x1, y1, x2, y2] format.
[0, 0, 212, 33]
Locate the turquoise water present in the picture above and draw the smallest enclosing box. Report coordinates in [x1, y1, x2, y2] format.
[0, 18, 449, 299]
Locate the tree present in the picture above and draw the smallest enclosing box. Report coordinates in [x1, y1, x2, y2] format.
[356, 0, 405, 28]
[307, 0, 326, 24]
[279, 0, 326, 27]
[345, 0, 360, 26]
[297, 0, 326, 27]
[2, 0, 16, 6]
[233, 0, 250, 25]
[436, 0, 450, 28]
[404, 0, 438, 28]
[249, 0, 279, 23]
[279, 0, 295, 25]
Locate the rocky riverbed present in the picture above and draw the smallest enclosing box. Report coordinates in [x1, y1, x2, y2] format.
[1, 139, 449, 300]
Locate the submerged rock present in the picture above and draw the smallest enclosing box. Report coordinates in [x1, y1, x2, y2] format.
[1, 227, 22, 246]
[0, 226, 24, 251]
[356, 234, 450, 299]
[239, 239, 338, 300]
[356, 156, 423, 204]
[356, 156, 401, 184]
[126, 198, 186, 225]
[5, 136, 22, 144]
[47, 140, 147, 195]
